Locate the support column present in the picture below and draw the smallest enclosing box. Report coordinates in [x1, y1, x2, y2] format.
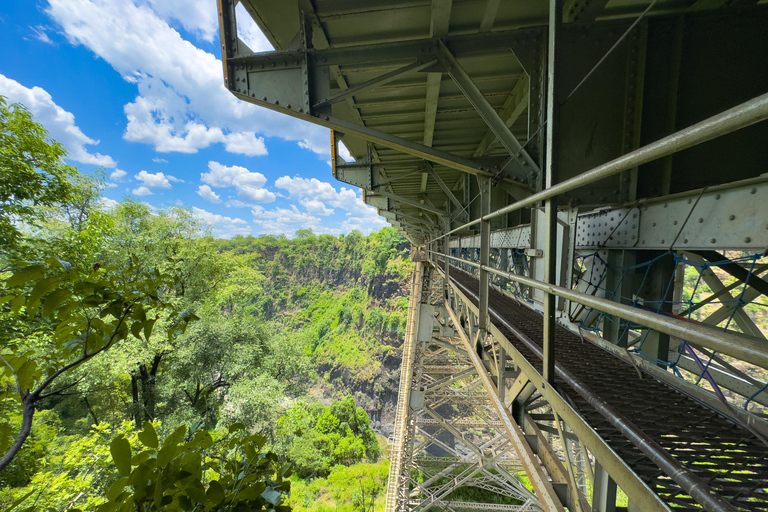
[592, 462, 617, 512]
[478, 176, 492, 332]
[543, 0, 563, 385]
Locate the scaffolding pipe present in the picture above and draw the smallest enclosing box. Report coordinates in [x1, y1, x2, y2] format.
[431, 91, 768, 242]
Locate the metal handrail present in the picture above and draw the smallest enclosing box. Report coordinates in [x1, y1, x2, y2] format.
[430, 91, 768, 243]
[432, 251, 768, 370]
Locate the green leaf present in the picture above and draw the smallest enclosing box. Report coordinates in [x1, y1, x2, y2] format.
[107, 477, 129, 502]
[261, 488, 282, 506]
[42, 288, 71, 319]
[143, 318, 156, 341]
[163, 425, 187, 449]
[11, 295, 25, 314]
[206, 480, 225, 505]
[110, 436, 132, 477]
[26, 277, 60, 316]
[6, 265, 45, 287]
[16, 359, 39, 391]
[228, 422, 246, 434]
[138, 421, 158, 449]
[5, 489, 35, 511]
[156, 444, 176, 469]
[130, 321, 144, 340]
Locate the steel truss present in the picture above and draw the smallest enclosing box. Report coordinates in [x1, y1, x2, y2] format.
[220, 2, 768, 510]
[387, 262, 542, 512]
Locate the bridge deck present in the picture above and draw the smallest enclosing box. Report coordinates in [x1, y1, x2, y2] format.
[445, 263, 768, 511]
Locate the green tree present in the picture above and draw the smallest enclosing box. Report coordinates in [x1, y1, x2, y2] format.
[0, 97, 76, 252]
[0, 257, 196, 473]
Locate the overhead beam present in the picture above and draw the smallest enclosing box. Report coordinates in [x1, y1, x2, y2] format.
[371, 190, 448, 216]
[423, 0, 452, 147]
[425, 163, 465, 213]
[313, 59, 437, 109]
[437, 41, 539, 183]
[479, 0, 502, 32]
[474, 76, 530, 157]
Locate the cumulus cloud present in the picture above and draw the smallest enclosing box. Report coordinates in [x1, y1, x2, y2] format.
[110, 168, 127, 181]
[197, 184, 221, 203]
[132, 185, 153, 196]
[0, 74, 116, 167]
[192, 206, 251, 238]
[201, 161, 275, 204]
[143, 0, 218, 42]
[98, 197, 119, 210]
[273, 176, 387, 234]
[45, 0, 329, 157]
[251, 205, 321, 235]
[135, 170, 181, 189]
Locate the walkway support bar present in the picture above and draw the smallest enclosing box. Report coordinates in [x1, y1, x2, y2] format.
[432, 91, 768, 242]
[437, 252, 768, 370]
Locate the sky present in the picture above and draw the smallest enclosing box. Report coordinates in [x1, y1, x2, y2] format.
[0, 0, 387, 238]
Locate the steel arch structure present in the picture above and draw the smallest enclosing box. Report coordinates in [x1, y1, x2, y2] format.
[218, 1, 768, 510]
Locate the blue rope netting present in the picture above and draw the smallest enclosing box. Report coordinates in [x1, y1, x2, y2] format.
[570, 250, 767, 411]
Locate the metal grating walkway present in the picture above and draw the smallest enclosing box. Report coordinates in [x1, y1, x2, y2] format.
[446, 264, 768, 511]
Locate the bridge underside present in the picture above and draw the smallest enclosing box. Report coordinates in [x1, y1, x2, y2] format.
[218, 0, 768, 510]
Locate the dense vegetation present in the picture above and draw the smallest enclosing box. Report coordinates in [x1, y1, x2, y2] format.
[0, 97, 411, 510]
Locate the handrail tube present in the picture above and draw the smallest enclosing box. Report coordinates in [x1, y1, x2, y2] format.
[437, 252, 768, 370]
[446, 267, 738, 512]
[431, 91, 768, 242]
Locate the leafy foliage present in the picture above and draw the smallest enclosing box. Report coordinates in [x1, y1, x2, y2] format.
[276, 397, 379, 479]
[0, 96, 76, 251]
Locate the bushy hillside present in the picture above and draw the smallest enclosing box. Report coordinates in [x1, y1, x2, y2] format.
[215, 228, 411, 432]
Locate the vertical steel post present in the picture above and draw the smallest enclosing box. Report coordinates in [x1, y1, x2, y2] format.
[478, 176, 492, 332]
[444, 219, 451, 298]
[593, 462, 618, 512]
[543, 0, 562, 385]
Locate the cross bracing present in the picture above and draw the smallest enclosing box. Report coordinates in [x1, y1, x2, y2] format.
[218, 0, 768, 510]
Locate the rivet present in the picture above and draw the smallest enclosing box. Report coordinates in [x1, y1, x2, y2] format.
[745, 237, 752, 243]
[661, 239, 665, 244]
[729, 215, 736, 221]
[715, 194, 721, 200]
[687, 199, 692, 204]
[698, 218, 703, 223]
[673, 220, 678, 225]
[710, 238, 716, 244]
[684, 239, 688, 244]
[751, 188, 757, 194]
[663, 203, 668, 208]
[652, 222, 657, 227]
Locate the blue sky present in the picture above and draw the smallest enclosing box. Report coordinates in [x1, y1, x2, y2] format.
[0, 0, 386, 238]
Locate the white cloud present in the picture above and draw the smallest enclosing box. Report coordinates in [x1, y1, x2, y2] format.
[45, 0, 330, 157]
[135, 170, 180, 189]
[152, 157, 168, 164]
[109, 168, 127, 181]
[29, 26, 55, 44]
[274, 175, 387, 234]
[192, 206, 251, 238]
[201, 161, 275, 204]
[98, 197, 119, 210]
[132, 185, 153, 196]
[197, 184, 221, 203]
[0, 74, 116, 167]
[223, 132, 268, 156]
[234, 2, 274, 53]
[143, 0, 218, 42]
[252, 205, 321, 235]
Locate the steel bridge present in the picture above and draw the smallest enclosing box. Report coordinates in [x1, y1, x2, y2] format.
[217, 1, 768, 510]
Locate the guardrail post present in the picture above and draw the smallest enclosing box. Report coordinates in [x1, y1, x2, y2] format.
[543, 0, 563, 385]
[479, 176, 491, 333]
